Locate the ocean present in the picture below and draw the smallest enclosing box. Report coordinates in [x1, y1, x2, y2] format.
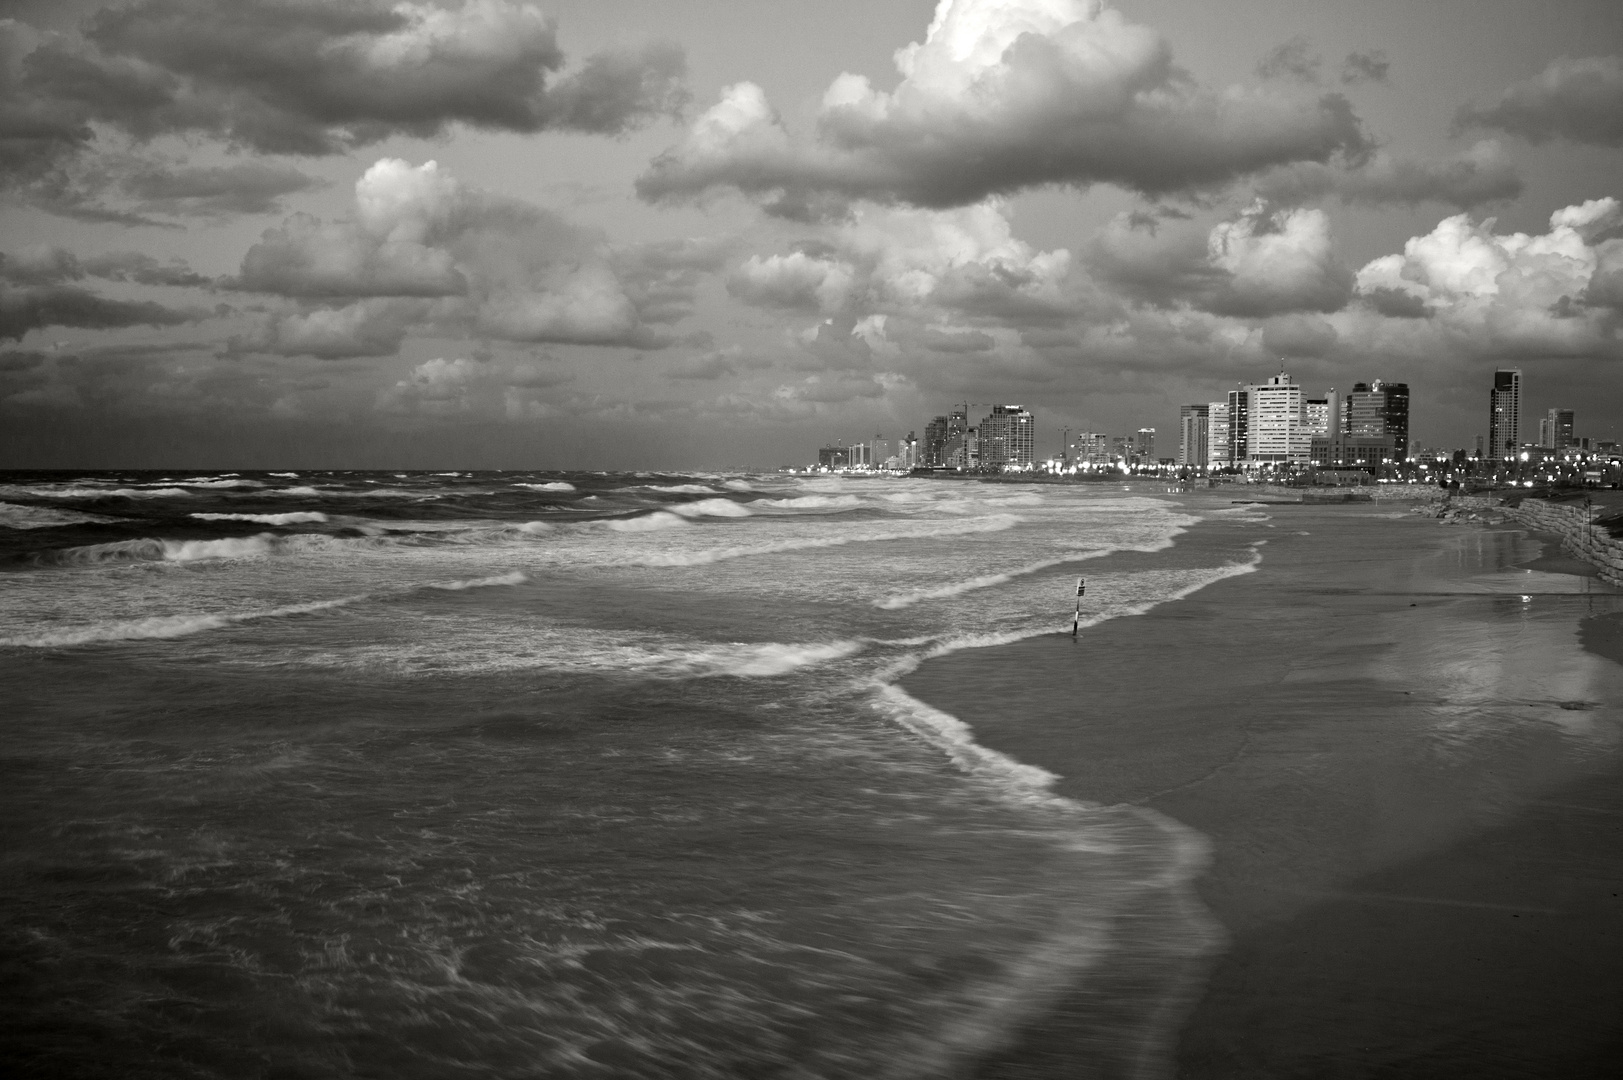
[0, 470, 1267, 1078]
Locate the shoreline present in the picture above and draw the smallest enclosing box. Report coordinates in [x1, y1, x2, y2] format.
[901, 502, 1623, 1078]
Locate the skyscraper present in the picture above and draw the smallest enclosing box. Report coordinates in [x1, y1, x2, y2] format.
[1226, 387, 1250, 464]
[1489, 369, 1521, 460]
[923, 408, 967, 467]
[976, 405, 1035, 470]
[1136, 427, 1156, 464]
[1178, 405, 1209, 468]
[1345, 379, 1409, 460]
[1207, 402, 1231, 469]
[1246, 372, 1311, 463]
[1540, 408, 1574, 450]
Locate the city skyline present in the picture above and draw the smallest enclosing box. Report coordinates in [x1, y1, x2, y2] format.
[2, 0, 1622, 469]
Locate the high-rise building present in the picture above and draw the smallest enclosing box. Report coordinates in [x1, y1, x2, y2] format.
[1246, 372, 1311, 463]
[1226, 387, 1250, 464]
[817, 445, 848, 469]
[923, 409, 967, 467]
[1304, 398, 1329, 437]
[1178, 405, 1210, 468]
[1207, 402, 1231, 468]
[1345, 379, 1410, 460]
[976, 405, 1035, 470]
[1074, 432, 1109, 465]
[1540, 408, 1575, 450]
[1136, 428, 1156, 464]
[1489, 369, 1520, 460]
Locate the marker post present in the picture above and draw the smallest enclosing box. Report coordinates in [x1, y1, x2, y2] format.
[1071, 577, 1085, 638]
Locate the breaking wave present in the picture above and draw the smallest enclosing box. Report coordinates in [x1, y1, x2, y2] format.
[666, 499, 753, 519]
[1, 597, 359, 648]
[875, 555, 1099, 610]
[516, 482, 576, 492]
[0, 502, 120, 530]
[752, 494, 863, 510]
[630, 515, 1021, 566]
[52, 534, 289, 564]
[606, 512, 689, 532]
[423, 571, 529, 591]
[191, 512, 330, 525]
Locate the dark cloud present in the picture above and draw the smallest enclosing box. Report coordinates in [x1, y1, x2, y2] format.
[116, 160, 324, 216]
[1340, 51, 1390, 85]
[1257, 37, 1321, 83]
[638, 4, 1369, 215]
[1, 1, 688, 214]
[1456, 55, 1623, 147]
[1, 245, 210, 287]
[0, 282, 197, 339]
[1254, 140, 1522, 210]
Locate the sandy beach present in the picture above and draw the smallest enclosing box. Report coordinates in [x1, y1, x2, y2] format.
[903, 499, 1623, 1079]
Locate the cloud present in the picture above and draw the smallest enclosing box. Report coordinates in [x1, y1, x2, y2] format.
[234, 158, 693, 354]
[728, 250, 858, 313]
[1352, 197, 1623, 357]
[1257, 37, 1320, 83]
[664, 346, 771, 380]
[248, 298, 424, 358]
[1088, 200, 1351, 316]
[637, 0, 1368, 215]
[1340, 51, 1389, 85]
[1456, 55, 1623, 147]
[1254, 140, 1522, 210]
[0, 1, 687, 216]
[377, 355, 573, 417]
[0, 282, 198, 340]
[1, 245, 210, 287]
[114, 159, 324, 216]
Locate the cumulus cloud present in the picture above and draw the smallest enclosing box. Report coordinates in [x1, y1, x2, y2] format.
[234, 158, 696, 354]
[1353, 197, 1623, 356]
[1089, 200, 1351, 316]
[1456, 56, 1623, 147]
[1254, 140, 1522, 210]
[637, 0, 1368, 215]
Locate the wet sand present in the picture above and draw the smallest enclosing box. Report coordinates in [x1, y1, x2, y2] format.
[902, 503, 1623, 1078]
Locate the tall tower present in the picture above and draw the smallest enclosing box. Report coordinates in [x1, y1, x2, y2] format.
[1489, 369, 1521, 460]
[1178, 405, 1210, 468]
[1542, 407, 1574, 450]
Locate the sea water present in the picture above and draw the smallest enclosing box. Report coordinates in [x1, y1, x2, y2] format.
[0, 471, 1259, 1078]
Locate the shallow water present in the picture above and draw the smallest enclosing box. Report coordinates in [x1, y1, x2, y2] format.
[1, 470, 1262, 1077]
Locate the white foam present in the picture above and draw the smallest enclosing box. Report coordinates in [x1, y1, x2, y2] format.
[268, 486, 322, 496]
[666, 498, 754, 519]
[639, 483, 718, 494]
[870, 685, 1065, 805]
[630, 515, 1020, 566]
[425, 571, 529, 591]
[722, 480, 754, 491]
[875, 554, 1100, 610]
[517, 482, 577, 492]
[752, 494, 862, 510]
[606, 512, 689, 532]
[269, 472, 300, 478]
[2, 597, 357, 648]
[0, 485, 198, 499]
[191, 512, 330, 525]
[0, 502, 119, 529]
[173, 478, 265, 489]
[56, 534, 287, 564]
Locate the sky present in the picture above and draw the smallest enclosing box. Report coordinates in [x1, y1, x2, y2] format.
[1, 0, 1621, 469]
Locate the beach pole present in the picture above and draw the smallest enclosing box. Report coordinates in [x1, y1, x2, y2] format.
[1072, 577, 1085, 637]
